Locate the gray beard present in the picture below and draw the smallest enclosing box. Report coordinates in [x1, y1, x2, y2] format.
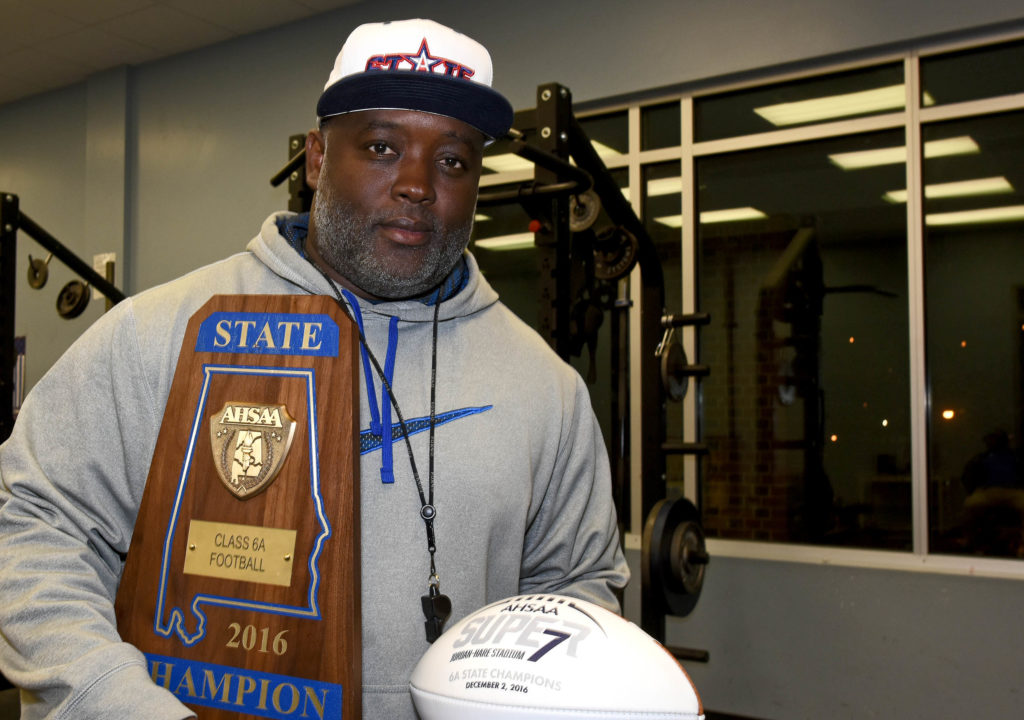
[310, 181, 473, 301]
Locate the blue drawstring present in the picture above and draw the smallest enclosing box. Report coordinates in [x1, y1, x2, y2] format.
[341, 289, 399, 484]
[379, 316, 400, 484]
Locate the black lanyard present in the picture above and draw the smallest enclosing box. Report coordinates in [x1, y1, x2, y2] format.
[313, 265, 452, 643]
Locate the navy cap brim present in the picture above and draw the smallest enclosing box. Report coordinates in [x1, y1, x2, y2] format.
[316, 72, 513, 140]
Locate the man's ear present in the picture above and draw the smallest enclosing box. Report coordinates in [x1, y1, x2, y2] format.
[305, 129, 326, 190]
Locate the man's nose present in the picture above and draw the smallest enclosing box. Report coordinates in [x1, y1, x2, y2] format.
[392, 156, 436, 204]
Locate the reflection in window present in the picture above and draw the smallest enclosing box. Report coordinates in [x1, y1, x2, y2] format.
[578, 110, 629, 159]
[924, 112, 1024, 559]
[695, 64, 904, 141]
[642, 102, 681, 151]
[921, 39, 1024, 107]
[697, 131, 911, 548]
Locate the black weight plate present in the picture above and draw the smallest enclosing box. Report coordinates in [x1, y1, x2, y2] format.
[660, 341, 689, 402]
[569, 190, 601, 232]
[57, 280, 90, 319]
[669, 520, 707, 597]
[642, 497, 706, 618]
[593, 227, 639, 281]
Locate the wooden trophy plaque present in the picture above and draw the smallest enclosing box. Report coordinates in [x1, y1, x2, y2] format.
[115, 294, 360, 720]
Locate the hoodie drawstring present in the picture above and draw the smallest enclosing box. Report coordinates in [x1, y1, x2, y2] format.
[341, 288, 400, 484]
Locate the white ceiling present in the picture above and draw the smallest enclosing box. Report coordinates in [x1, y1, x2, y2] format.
[0, 0, 362, 107]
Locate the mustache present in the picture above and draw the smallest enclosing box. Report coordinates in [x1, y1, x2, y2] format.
[320, 203, 436, 233]
[377, 213, 437, 233]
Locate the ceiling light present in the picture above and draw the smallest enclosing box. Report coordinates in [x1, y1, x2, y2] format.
[829, 135, 979, 170]
[883, 176, 1014, 203]
[619, 176, 681, 205]
[482, 139, 624, 174]
[648, 177, 682, 197]
[473, 233, 536, 251]
[754, 85, 936, 126]
[590, 140, 625, 160]
[926, 205, 1024, 226]
[700, 207, 768, 224]
[474, 213, 492, 222]
[655, 215, 683, 228]
[482, 154, 534, 173]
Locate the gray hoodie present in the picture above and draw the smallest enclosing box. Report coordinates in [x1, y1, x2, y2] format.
[0, 212, 629, 719]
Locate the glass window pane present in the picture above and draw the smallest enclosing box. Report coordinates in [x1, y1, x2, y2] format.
[924, 111, 1024, 559]
[697, 130, 911, 548]
[481, 134, 535, 176]
[641, 102, 681, 151]
[471, 187, 538, 320]
[695, 63, 904, 142]
[643, 161, 683, 311]
[578, 110, 629, 160]
[921, 39, 1024, 107]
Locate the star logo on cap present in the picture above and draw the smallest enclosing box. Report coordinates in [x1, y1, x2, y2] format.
[404, 38, 444, 73]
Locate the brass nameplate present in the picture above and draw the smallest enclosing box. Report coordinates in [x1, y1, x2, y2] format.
[183, 520, 297, 587]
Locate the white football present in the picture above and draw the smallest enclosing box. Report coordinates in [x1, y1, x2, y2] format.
[410, 594, 704, 719]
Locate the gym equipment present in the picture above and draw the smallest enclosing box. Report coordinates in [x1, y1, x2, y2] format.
[56, 280, 90, 319]
[0, 193, 125, 441]
[657, 313, 710, 403]
[27, 253, 51, 288]
[643, 498, 709, 631]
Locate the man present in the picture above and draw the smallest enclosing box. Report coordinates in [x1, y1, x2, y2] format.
[0, 18, 628, 719]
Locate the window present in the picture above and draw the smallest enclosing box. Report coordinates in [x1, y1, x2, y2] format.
[921, 38, 1024, 106]
[923, 111, 1024, 559]
[472, 34, 1024, 573]
[695, 63, 904, 141]
[696, 131, 911, 547]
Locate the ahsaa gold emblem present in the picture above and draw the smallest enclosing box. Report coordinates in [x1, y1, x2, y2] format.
[210, 402, 296, 499]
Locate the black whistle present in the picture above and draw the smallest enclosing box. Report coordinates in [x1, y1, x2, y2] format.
[421, 588, 452, 643]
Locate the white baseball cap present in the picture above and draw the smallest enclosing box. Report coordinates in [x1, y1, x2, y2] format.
[316, 19, 514, 140]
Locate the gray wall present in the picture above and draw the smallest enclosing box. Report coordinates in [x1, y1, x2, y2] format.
[3, 0, 1024, 718]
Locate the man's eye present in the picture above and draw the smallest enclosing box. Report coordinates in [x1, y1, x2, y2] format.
[440, 156, 465, 170]
[369, 142, 393, 156]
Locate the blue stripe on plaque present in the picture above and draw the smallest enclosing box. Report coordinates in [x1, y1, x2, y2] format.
[195, 312, 339, 357]
[145, 653, 343, 719]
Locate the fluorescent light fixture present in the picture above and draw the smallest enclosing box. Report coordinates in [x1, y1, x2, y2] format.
[654, 208, 767, 227]
[590, 140, 624, 160]
[884, 176, 1014, 203]
[473, 233, 535, 251]
[755, 85, 936, 126]
[829, 135, 979, 170]
[926, 204, 1024, 226]
[482, 154, 534, 173]
[620, 176, 682, 204]
[648, 177, 683, 197]
[700, 207, 768, 224]
[481, 139, 624, 174]
[474, 213, 491, 222]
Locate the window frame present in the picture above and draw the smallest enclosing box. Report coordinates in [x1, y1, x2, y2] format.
[478, 31, 1024, 581]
